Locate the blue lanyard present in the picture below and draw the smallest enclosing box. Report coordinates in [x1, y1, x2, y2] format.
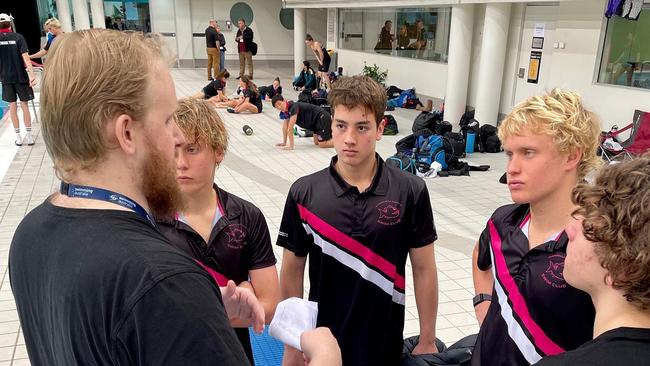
[60, 182, 156, 228]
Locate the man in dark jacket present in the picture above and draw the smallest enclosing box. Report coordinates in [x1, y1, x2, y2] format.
[235, 18, 254, 79]
[205, 19, 220, 80]
[217, 24, 226, 72]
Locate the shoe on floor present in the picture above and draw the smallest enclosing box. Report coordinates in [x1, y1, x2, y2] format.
[227, 108, 237, 113]
[26, 135, 35, 146]
[14, 139, 23, 146]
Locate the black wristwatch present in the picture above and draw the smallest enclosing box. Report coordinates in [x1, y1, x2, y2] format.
[473, 293, 492, 307]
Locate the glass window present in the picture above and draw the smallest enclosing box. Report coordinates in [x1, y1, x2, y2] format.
[104, 0, 151, 32]
[338, 7, 451, 63]
[598, 4, 650, 90]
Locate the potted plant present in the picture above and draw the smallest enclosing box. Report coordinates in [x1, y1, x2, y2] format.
[362, 63, 388, 86]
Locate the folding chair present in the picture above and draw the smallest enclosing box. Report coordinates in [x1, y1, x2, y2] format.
[599, 110, 650, 163]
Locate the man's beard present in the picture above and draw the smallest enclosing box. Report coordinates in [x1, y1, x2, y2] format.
[141, 143, 183, 220]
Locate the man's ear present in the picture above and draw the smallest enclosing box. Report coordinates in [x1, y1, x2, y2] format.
[376, 118, 385, 141]
[565, 149, 583, 172]
[113, 114, 138, 156]
[215, 149, 225, 165]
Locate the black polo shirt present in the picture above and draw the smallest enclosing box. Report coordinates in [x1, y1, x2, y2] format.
[157, 185, 276, 285]
[472, 204, 595, 366]
[0, 31, 29, 84]
[157, 185, 276, 365]
[203, 79, 226, 98]
[243, 88, 262, 109]
[277, 154, 437, 366]
[288, 101, 328, 131]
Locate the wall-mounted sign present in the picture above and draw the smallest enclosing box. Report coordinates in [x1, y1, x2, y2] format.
[534, 23, 545, 37]
[528, 51, 542, 84]
[532, 36, 544, 50]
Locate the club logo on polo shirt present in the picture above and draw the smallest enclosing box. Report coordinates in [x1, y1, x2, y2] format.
[224, 224, 247, 249]
[542, 254, 567, 289]
[376, 200, 402, 226]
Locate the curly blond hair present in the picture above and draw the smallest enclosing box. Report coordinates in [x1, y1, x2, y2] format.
[174, 98, 228, 155]
[499, 89, 602, 179]
[572, 155, 650, 310]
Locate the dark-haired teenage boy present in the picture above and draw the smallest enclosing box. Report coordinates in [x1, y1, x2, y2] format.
[277, 75, 440, 366]
[271, 94, 332, 150]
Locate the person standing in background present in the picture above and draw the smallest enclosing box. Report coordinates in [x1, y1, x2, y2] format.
[0, 13, 37, 146]
[235, 18, 253, 80]
[205, 19, 220, 81]
[216, 24, 226, 72]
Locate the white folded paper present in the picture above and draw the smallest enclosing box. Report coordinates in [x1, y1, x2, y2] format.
[268, 297, 318, 351]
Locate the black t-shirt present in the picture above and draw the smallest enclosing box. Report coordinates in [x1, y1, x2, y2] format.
[204, 79, 226, 98]
[277, 155, 437, 366]
[0, 32, 29, 83]
[9, 199, 249, 365]
[472, 204, 595, 366]
[534, 327, 650, 366]
[288, 102, 327, 131]
[205, 26, 218, 48]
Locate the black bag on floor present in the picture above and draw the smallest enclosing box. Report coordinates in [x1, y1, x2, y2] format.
[480, 124, 501, 153]
[383, 114, 399, 135]
[401, 334, 477, 366]
[396, 134, 417, 154]
[435, 120, 453, 136]
[412, 111, 442, 133]
[444, 132, 466, 158]
[459, 110, 475, 129]
[386, 152, 417, 175]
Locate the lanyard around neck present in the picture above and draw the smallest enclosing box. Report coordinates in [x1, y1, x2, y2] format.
[60, 182, 156, 228]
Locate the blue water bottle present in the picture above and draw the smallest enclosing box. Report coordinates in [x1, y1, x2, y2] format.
[465, 132, 476, 154]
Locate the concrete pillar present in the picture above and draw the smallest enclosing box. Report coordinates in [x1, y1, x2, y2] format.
[71, 0, 91, 30]
[90, 0, 106, 29]
[444, 4, 475, 127]
[475, 3, 511, 126]
[54, 0, 73, 33]
[294, 8, 306, 74]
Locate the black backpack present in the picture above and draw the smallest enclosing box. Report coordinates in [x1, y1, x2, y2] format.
[383, 114, 399, 135]
[479, 125, 501, 153]
[386, 152, 417, 175]
[395, 134, 417, 154]
[435, 120, 453, 136]
[459, 109, 475, 129]
[412, 111, 442, 133]
[443, 132, 466, 158]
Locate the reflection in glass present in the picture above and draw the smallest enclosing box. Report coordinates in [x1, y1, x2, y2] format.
[598, 6, 650, 90]
[339, 7, 451, 63]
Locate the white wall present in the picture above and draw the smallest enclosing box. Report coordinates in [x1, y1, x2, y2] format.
[151, 0, 326, 62]
[546, 0, 650, 129]
[337, 49, 449, 99]
[466, 0, 650, 129]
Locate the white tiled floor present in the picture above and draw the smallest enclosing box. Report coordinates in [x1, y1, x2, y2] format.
[0, 61, 515, 364]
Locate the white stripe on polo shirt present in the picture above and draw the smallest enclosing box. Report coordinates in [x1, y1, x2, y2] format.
[489, 246, 543, 364]
[303, 223, 406, 306]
